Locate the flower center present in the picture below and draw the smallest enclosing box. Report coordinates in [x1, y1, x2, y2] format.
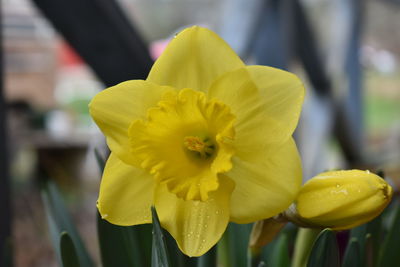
[183, 136, 215, 158]
[129, 88, 235, 201]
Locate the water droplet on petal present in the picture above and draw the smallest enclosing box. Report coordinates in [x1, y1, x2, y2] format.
[101, 214, 108, 219]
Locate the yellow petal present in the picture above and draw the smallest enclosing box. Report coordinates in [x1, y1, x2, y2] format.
[154, 175, 235, 257]
[228, 138, 302, 224]
[89, 80, 174, 165]
[296, 170, 393, 230]
[97, 153, 154, 226]
[208, 66, 304, 157]
[147, 26, 245, 92]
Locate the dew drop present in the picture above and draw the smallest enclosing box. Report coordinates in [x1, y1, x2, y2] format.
[366, 170, 370, 174]
[215, 211, 219, 215]
[101, 214, 108, 219]
[336, 184, 340, 188]
[202, 239, 206, 243]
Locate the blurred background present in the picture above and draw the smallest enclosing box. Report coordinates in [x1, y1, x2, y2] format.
[1, 0, 399, 266]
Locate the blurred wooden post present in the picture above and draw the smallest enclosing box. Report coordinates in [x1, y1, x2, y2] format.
[0, 2, 12, 265]
[32, 0, 153, 86]
[292, 0, 335, 178]
[253, 0, 295, 70]
[293, 0, 332, 97]
[333, 0, 365, 166]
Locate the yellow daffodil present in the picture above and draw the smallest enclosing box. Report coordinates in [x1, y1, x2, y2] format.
[285, 170, 392, 230]
[89, 26, 304, 256]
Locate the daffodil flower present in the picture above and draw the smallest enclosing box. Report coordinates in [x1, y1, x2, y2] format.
[89, 26, 304, 256]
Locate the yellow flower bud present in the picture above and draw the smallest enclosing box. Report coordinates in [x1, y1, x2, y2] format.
[293, 170, 392, 230]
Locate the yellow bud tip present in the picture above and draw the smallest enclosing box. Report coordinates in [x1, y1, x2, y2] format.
[381, 182, 392, 200]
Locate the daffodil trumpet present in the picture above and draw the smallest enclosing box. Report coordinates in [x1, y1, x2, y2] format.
[89, 26, 304, 256]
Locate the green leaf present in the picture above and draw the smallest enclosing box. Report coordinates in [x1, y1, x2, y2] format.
[342, 238, 361, 267]
[259, 224, 297, 267]
[223, 223, 252, 267]
[60, 232, 80, 267]
[350, 211, 382, 266]
[365, 234, 373, 267]
[163, 230, 197, 267]
[197, 245, 216, 267]
[378, 200, 400, 267]
[307, 229, 339, 267]
[269, 233, 290, 267]
[152, 206, 170, 267]
[97, 212, 152, 267]
[41, 179, 93, 267]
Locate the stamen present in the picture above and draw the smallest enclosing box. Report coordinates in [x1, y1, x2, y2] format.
[184, 136, 214, 158]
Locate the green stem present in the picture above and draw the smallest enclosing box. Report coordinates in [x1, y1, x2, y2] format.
[291, 228, 320, 267]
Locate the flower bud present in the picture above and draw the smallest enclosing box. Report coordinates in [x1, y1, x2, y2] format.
[287, 170, 392, 230]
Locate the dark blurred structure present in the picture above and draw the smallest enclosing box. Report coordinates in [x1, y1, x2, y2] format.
[0, 7, 12, 267]
[32, 0, 153, 87]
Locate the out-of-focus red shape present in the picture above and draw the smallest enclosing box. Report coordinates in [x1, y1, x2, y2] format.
[149, 39, 170, 60]
[58, 41, 84, 67]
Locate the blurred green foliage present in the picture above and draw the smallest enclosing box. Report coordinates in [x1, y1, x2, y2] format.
[40, 155, 399, 267]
